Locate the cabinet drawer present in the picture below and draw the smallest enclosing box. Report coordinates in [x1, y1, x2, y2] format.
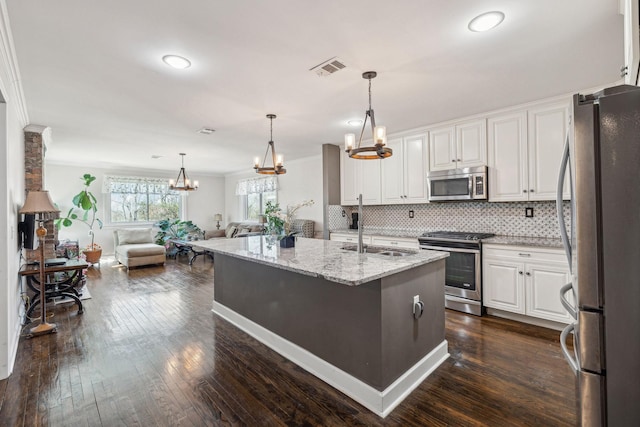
[483, 244, 566, 264]
[371, 237, 419, 249]
[330, 233, 372, 244]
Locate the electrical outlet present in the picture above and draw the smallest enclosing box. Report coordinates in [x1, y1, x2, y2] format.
[525, 207, 534, 218]
[342, 210, 346, 217]
[409, 210, 414, 218]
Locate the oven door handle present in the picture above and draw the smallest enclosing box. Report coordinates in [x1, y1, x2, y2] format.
[420, 245, 480, 254]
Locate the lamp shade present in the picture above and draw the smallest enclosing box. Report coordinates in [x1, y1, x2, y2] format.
[214, 213, 223, 221]
[19, 191, 59, 214]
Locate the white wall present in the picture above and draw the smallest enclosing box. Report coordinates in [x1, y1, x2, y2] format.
[224, 154, 324, 236]
[0, 3, 29, 377]
[0, 100, 26, 380]
[45, 163, 225, 255]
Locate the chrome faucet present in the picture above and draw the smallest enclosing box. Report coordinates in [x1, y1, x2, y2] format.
[357, 194, 365, 253]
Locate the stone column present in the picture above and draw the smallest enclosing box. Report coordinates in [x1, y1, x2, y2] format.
[24, 125, 57, 260]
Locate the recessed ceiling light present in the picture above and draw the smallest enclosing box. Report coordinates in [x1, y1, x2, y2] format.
[468, 11, 505, 32]
[347, 119, 363, 126]
[162, 55, 191, 69]
[197, 127, 216, 135]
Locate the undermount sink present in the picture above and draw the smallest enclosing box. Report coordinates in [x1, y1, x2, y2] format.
[378, 250, 411, 257]
[341, 245, 415, 257]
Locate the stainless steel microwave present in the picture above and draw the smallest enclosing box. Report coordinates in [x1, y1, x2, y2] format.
[427, 166, 488, 201]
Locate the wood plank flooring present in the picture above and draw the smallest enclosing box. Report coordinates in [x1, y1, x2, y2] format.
[0, 256, 578, 426]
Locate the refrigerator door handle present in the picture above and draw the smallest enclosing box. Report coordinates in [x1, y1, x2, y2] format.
[560, 282, 577, 320]
[560, 322, 579, 374]
[556, 132, 573, 271]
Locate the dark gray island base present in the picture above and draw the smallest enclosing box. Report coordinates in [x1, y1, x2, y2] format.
[194, 237, 449, 417]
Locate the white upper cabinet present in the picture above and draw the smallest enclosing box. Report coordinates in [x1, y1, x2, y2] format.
[340, 149, 381, 206]
[381, 134, 429, 204]
[527, 101, 571, 200]
[380, 138, 404, 204]
[488, 101, 570, 202]
[487, 111, 528, 202]
[623, 0, 639, 85]
[429, 119, 486, 172]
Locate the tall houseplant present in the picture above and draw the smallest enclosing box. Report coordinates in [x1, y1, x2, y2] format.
[55, 174, 103, 263]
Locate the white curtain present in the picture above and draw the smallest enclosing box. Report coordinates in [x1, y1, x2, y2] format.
[235, 176, 278, 195]
[102, 175, 176, 195]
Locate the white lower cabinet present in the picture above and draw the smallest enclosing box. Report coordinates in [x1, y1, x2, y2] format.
[370, 236, 419, 250]
[483, 245, 572, 324]
[330, 233, 371, 245]
[330, 233, 418, 249]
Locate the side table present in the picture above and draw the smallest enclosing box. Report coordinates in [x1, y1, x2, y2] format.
[170, 240, 214, 265]
[19, 259, 88, 322]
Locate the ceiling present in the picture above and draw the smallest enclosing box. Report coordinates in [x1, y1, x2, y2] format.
[7, 0, 623, 176]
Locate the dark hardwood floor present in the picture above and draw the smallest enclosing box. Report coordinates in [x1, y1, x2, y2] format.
[0, 256, 578, 426]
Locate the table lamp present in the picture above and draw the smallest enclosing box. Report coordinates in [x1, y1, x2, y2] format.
[19, 190, 60, 337]
[214, 213, 223, 230]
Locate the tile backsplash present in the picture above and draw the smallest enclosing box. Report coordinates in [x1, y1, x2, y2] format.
[328, 201, 570, 239]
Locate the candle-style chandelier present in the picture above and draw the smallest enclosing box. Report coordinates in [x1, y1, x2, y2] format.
[345, 71, 392, 159]
[254, 114, 286, 175]
[169, 153, 199, 191]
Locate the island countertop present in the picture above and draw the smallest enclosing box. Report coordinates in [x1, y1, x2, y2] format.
[192, 236, 448, 286]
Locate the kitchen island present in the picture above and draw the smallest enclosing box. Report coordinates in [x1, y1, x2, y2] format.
[192, 236, 449, 417]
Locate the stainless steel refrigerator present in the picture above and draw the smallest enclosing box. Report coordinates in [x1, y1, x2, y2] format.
[557, 85, 640, 426]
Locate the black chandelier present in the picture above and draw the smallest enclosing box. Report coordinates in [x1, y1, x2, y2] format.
[345, 71, 392, 159]
[169, 153, 199, 191]
[254, 114, 286, 175]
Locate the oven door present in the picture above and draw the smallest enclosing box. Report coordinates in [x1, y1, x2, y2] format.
[421, 245, 481, 301]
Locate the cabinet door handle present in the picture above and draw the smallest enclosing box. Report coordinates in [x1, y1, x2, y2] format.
[519, 271, 524, 275]
[390, 242, 398, 245]
[457, 158, 461, 162]
[518, 253, 531, 257]
[523, 189, 528, 193]
[529, 189, 534, 193]
[451, 159, 456, 162]
[526, 272, 531, 276]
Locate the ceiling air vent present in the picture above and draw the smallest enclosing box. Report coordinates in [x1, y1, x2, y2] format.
[310, 57, 346, 77]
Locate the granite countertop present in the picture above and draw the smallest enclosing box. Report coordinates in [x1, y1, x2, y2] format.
[481, 235, 564, 248]
[192, 236, 447, 286]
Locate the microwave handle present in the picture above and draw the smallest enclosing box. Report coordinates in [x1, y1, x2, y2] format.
[468, 176, 474, 197]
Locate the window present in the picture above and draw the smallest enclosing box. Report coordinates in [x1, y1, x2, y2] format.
[235, 176, 278, 221]
[103, 175, 182, 224]
[246, 191, 276, 221]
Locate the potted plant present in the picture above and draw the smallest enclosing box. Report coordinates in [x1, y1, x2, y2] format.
[263, 200, 314, 248]
[55, 173, 103, 264]
[154, 219, 202, 256]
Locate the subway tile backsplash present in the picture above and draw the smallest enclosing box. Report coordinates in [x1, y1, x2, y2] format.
[328, 201, 570, 239]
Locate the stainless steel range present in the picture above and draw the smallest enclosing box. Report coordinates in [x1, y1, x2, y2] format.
[418, 231, 494, 316]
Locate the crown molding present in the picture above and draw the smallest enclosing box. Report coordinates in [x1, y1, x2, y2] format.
[0, 0, 29, 126]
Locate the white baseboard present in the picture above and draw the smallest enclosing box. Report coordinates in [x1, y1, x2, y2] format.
[485, 308, 568, 331]
[212, 301, 449, 418]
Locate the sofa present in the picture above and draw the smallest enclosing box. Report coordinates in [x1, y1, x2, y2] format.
[204, 222, 264, 240]
[203, 220, 314, 239]
[113, 228, 166, 269]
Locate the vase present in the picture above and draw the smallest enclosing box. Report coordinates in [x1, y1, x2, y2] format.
[84, 249, 102, 264]
[280, 235, 295, 248]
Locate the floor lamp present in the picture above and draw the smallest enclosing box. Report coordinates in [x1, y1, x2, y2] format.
[19, 191, 60, 337]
